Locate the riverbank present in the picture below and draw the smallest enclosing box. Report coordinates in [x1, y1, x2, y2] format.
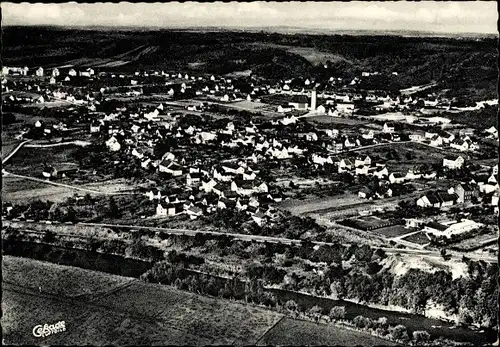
[1, 238, 496, 345]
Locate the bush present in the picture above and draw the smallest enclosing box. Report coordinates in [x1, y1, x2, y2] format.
[353, 315, 371, 329]
[329, 306, 346, 320]
[389, 324, 410, 343]
[412, 330, 431, 344]
[285, 300, 298, 312]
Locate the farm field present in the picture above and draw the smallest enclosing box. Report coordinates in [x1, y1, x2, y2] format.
[449, 231, 498, 251]
[248, 42, 354, 65]
[2, 176, 87, 204]
[257, 317, 394, 346]
[2, 256, 135, 298]
[3, 145, 80, 177]
[373, 225, 412, 238]
[305, 115, 370, 126]
[2, 256, 284, 346]
[279, 193, 363, 215]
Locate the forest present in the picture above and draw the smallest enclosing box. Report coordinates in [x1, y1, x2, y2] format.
[3, 26, 496, 99]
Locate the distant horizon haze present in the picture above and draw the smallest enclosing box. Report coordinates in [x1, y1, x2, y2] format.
[2, 2, 498, 35]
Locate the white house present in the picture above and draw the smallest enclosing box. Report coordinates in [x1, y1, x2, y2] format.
[389, 172, 406, 184]
[35, 67, 44, 77]
[443, 156, 464, 170]
[429, 135, 443, 147]
[383, 123, 395, 134]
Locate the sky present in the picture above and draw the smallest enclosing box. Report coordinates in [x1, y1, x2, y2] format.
[2, 2, 498, 35]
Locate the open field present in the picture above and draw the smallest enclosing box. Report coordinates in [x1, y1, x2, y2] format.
[2, 176, 86, 204]
[257, 317, 394, 346]
[229, 100, 270, 111]
[4, 145, 79, 177]
[449, 231, 498, 252]
[2, 256, 396, 346]
[2, 256, 135, 298]
[2, 175, 140, 204]
[305, 115, 370, 126]
[2, 256, 284, 345]
[279, 193, 363, 215]
[248, 42, 354, 65]
[373, 225, 412, 238]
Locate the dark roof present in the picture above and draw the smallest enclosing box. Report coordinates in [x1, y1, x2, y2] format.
[425, 193, 441, 205]
[290, 95, 309, 104]
[436, 192, 458, 203]
[224, 190, 239, 198]
[456, 183, 476, 192]
[426, 221, 448, 231]
[233, 179, 254, 189]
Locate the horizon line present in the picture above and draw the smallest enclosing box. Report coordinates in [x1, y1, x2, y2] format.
[3, 24, 497, 37]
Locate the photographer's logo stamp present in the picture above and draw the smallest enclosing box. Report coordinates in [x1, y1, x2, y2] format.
[32, 321, 66, 338]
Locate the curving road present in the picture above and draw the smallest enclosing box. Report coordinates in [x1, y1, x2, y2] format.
[2, 140, 32, 165]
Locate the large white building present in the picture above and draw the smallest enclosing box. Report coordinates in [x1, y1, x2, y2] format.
[423, 219, 483, 238]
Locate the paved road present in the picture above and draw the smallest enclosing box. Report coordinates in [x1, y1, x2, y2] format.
[2, 140, 31, 165]
[24, 140, 91, 148]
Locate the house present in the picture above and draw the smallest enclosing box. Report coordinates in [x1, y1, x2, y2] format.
[186, 206, 203, 220]
[80, 68, 95, 77]
[336, 102, 355, 114]
[280, 115, 298, 125]
[186, 172, 202, 186]
[429, 135, 443, 147]
[297, 132, 318, 141]
[278, 104, 293, 113]
[450, 139, 469, 152]
[356, 165, 369, 176]
[105, 136, 121, 152]
[68, 68, 77, 76]
[436, 192, 458, 208]
[454, 183, 478, 203]
[158, 160, 183, 176]
[42, 167, 57, 178]
[417, 194, 441, 208]
[251, 211, 267, 226]
[361, 130, 374, 140]
[376, 186, 393, 199]
[373, 166, 389, 179]
[389, 172, 406, 184]
[405, 170, 422, 180]
[35, 67, 44, 77]
[485, 126, 498, 138]
[288, 95, 309, 110]
[89, 122, 101, 134]
[409, 134, 424, 142]
[358, 187, 373, 199]
[217, 198, 236, 210]
[443, 156, 464, 170]
[156, 203, 184, 216]
[145, 189, 162, 201]
[337, 158, 353, 172]
[383, 123, 395, 134]
[354, 156, 371, 167]
[344, 137, 356, 148]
